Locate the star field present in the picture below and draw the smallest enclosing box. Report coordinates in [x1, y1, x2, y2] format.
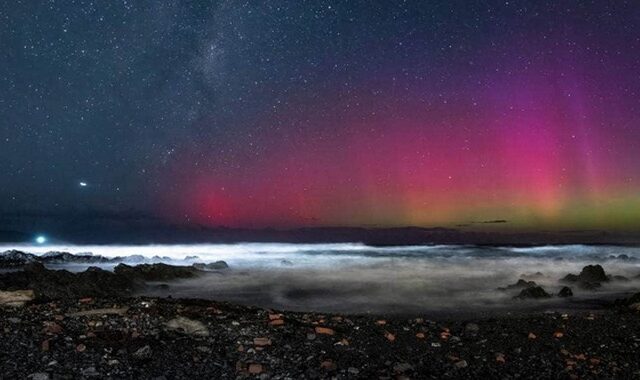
[1, 1, 639, 230]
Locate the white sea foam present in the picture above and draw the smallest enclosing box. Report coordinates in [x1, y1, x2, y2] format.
[2, 243, 639, 313]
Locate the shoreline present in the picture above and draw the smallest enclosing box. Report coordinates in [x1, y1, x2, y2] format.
[1, 250, 640, 378]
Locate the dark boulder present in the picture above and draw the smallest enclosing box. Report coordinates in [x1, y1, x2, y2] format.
[0, 250, 38, 268]
[578, 265, 609, 283]
[514, 286, 551, 299]
[192, 261, 229, 271]
[562, 264, 610, 290]
[114, 263, 201, 281]
[39, 251, 116, 265]
[498, 279, 537, 291]
[0, 264, 134, 299]
[558, 286, 573, 298]
[562, 274, 579, 282]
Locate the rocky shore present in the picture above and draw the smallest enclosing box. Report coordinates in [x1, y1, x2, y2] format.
[2, 294, 640, 379]
[1, 250, 640, 379]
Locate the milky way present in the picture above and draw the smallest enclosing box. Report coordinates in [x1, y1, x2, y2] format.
[1, 1, 639, 229]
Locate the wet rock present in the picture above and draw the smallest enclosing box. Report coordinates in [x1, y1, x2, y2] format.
[0, 289, 35, 307]
[579, 265, 609, 283]
[114, 263, 201, 281]
[165, 317, 209, 336]
[498, 279, 537, 291]
[280, 260, 294, 266]
[192, 261, 229, 270]
[0, 250, 38, 268]
[514, 286, 551, 299]
[1, 250, 122, 269]
[563, 264, 610, 290]
[39, 251, 115, 265]
[558, 286, 573, 297]
[0, 264, 134, 299]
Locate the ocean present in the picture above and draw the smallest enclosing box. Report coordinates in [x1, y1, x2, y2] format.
[2, 243, 640, 314]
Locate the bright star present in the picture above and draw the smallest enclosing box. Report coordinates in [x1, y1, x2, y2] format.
[35, 235, 47, 244]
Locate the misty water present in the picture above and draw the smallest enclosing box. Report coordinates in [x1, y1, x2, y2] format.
[3, 243, 640, 315]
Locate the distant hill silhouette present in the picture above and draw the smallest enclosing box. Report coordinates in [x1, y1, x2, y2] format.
[1, 223, 638, 246]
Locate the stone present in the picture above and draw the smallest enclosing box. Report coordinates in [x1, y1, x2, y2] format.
[115, 263, 200, 281]
[578, 265, 608, 283]
[81, 367, 100, 377]
[465, 323, 480, 334]
[0, 289, 35, 307]
[28, 373, 49, 380]
[253, 337, 272, 346]
[514, 286, 551, 299]
[314, 327, 335, 335]
[558, 286, 573, 297]
[192, 261, 229, 271]
[133, 345, 152, 360]
[385, 331, 396, 342]
[165, 317, 209, 336]
[394, 363, 413, 373]
[321, 360, 337, 370]
[269, 319, 285, 326]
[248, 363, 263, 374]
[454, 360, 468, 369]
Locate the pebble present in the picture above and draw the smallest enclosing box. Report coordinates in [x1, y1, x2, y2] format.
[315, 327, 335, 335]
[454, 360, 468, 369]
[253, 337, 272, 346]
[28, 373, 49, 380]
[394, 362, 413, 373]
[133, 345, 152, 360]
[81, 367, 100, 377]
[465, 323, 480, 334]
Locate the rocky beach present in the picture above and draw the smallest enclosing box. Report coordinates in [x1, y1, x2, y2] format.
[1, 248, 640, 379]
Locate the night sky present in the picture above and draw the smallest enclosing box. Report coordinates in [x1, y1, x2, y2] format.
[2, 1, 640, 231]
